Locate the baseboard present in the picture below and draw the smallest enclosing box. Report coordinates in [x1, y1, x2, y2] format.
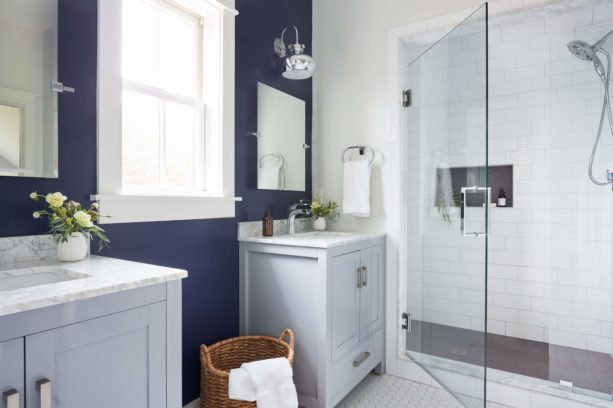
[183, 398, 199, 408]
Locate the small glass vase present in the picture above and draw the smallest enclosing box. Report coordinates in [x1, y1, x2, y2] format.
[313, 217, 326, 231]
[57, 232, 88, 262]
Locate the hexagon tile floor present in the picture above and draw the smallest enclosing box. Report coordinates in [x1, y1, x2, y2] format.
[336, 374, 512, 408]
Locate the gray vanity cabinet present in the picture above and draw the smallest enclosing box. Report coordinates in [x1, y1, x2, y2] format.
[240, 234, 385, 408]
[25, 304, 166, 408]
[0, 281, 182, 408]
[0, 338, 24, 408]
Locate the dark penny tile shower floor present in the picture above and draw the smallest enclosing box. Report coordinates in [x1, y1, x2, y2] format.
[406, 320, 613, 396]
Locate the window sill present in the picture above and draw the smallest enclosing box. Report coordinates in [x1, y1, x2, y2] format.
[91, 194, 242, 224]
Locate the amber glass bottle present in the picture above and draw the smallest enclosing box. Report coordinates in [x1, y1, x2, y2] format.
[263, 209, 273, 237]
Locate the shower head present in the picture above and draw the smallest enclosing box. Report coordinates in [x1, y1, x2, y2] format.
[567, 40, 598, 62]
[567, 40, 606, 79]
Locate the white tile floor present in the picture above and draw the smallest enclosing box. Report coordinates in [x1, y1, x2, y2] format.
[337, 374, 512, 408]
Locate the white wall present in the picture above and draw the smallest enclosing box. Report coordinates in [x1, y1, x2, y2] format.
[313, 0, 493, 232]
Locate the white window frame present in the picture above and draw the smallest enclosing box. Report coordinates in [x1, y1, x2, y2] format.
[95, 0, 240, 224]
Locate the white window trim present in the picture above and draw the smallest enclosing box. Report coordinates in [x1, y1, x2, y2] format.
[96, 0, 240, 224]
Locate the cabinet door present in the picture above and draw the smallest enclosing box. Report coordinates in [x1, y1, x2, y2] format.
[25, 303, 166, 408]
[359, 245, 383, 340]
[0, 338, 24, 408]
[331, 251, 361, 362]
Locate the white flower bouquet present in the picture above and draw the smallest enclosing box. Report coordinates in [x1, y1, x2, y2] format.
[310, 197, 340, 221]
[30, 191, 110, 252]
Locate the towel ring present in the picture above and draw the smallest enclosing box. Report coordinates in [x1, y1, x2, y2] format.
[342, 145, 375, 165]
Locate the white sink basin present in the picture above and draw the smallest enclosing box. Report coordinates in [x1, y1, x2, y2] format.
[0, 266, 90, 292]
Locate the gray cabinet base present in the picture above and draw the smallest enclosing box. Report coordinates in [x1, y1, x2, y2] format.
[0, 281, 182, 408]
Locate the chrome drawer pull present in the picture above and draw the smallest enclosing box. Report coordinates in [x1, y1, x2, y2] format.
[353, 351, 371, 367]
[36, 378, 52, 408]
[3, 389, 19, 408]
[357, 267, 363, 288]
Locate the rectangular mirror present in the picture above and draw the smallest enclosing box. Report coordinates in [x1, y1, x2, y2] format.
[0, 0, 58, 178]
[257, 82, 305, 191]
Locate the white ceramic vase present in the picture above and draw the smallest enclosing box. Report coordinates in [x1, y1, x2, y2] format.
[57, 232, 88, 262]
[313, 217, 327, 231]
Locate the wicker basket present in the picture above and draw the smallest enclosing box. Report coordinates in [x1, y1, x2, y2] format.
[200, 329, 295, 408]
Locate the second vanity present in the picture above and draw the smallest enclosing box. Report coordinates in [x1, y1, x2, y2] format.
[239, 231, 385, 408]
[0, 237, 187, 408]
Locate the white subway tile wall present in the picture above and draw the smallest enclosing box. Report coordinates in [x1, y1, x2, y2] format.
[404, 3, 613, 355]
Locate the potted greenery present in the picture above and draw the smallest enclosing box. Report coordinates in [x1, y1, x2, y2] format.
[30, 191, 110, 261]
[310, 197, 340, 231]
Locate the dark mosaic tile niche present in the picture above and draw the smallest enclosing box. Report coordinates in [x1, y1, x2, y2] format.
[435, 165, 513, 208]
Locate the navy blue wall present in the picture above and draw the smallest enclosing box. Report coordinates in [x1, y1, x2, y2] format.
[0, 0, 311, 404]
[235, 0, 313, 221]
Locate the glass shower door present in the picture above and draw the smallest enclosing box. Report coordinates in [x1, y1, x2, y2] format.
[403, 4, 488, 407]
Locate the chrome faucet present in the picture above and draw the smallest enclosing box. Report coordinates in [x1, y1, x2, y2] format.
[287, 201, 311, 234]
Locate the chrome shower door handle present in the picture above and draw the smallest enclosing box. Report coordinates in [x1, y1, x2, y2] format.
[36, 378, 51, 408]
[3, 389, 19, 408]
[460, 186, 490, 237]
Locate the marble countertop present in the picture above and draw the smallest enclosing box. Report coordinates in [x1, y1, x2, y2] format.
[0, 256, 188, 317]
[238, 231, 386, 248]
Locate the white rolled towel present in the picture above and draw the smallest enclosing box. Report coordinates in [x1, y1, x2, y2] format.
[228, 367, 256, 402]
[229, 357, 298, 408]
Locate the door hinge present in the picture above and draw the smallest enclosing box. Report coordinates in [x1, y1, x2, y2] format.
[402, 89, 412, 107]
[401, 312, 412, 332]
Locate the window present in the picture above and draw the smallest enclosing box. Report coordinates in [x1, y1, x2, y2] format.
[97, 0, 239, 223]
[122, 0, 204, 192]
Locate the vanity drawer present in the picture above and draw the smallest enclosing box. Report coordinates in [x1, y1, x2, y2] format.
[328, 329, 383, 405]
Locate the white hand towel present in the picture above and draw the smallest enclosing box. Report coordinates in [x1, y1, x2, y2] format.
[258, 165, 281, 190]
[241, 357, 298, 408]
[342, 160, 371, 217]
[229, 368, 256, 402]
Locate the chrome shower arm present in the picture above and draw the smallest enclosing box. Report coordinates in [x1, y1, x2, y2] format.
[594, 30, 613, 50]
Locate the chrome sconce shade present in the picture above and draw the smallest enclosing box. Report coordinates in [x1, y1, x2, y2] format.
[274, 25, 316, 80]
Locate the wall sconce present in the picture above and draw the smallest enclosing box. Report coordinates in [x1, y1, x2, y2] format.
[274, 25, 316, 80]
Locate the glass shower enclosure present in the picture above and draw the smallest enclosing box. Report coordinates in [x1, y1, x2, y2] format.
[403, 4, 489, 407]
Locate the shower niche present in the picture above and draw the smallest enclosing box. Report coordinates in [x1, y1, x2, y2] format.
[435, 165, 513, 208]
